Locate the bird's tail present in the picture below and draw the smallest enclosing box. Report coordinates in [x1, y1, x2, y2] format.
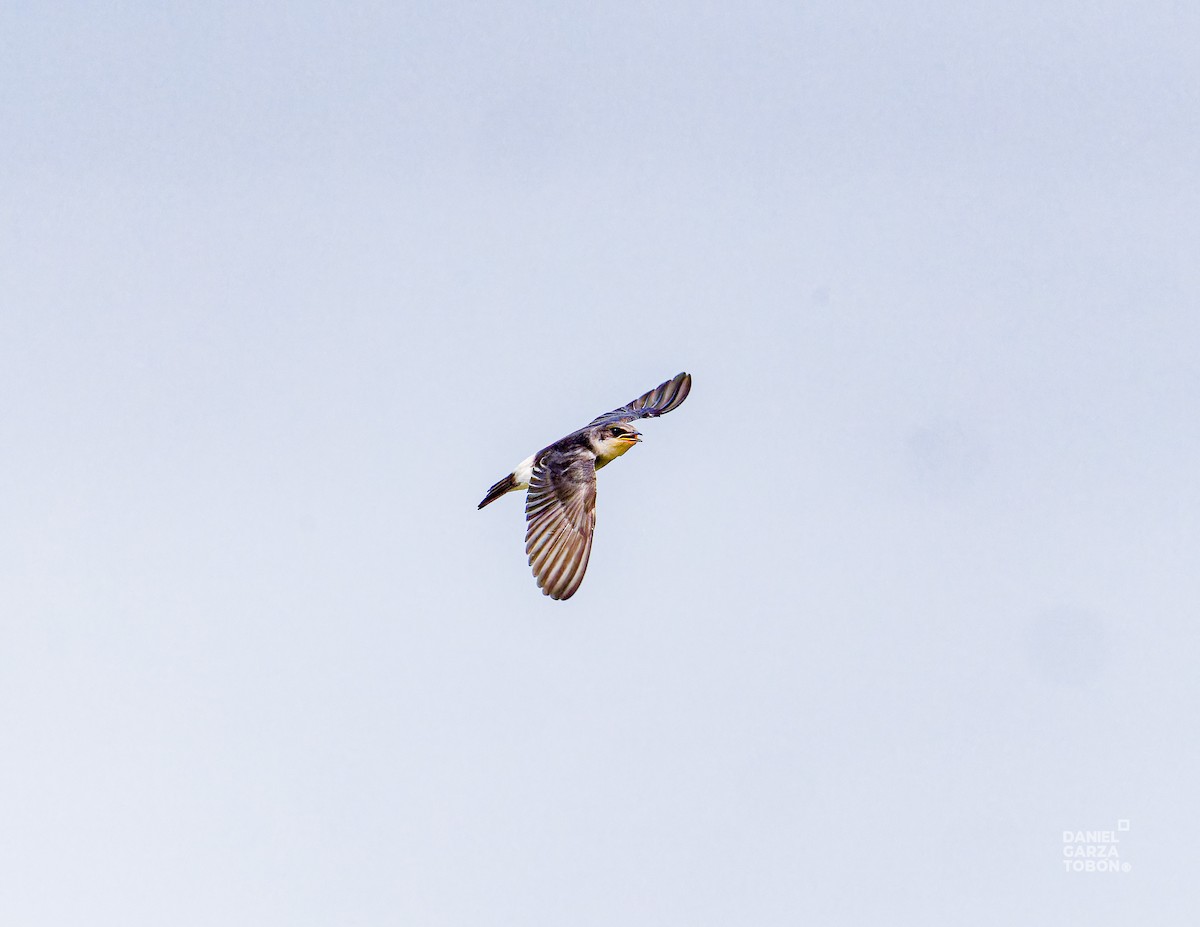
[478, 473, 518, 509]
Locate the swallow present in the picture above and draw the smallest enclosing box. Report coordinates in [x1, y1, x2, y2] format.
[478, 372, 692, 600]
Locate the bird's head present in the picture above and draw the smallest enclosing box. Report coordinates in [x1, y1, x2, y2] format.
[591, 422, 642, 462]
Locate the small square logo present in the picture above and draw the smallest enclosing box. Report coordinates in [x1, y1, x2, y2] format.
[1117, 819, 1130, 832]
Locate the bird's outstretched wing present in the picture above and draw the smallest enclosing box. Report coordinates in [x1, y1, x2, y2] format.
[525, 447, 597, 600]
[587, 372, 692, 427]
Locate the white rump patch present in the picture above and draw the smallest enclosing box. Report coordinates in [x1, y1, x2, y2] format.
[512, 455, 535, 489]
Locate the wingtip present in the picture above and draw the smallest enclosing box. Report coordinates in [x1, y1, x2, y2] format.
[654, 371, 691, 415]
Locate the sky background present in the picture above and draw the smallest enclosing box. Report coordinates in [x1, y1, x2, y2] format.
[3, 1, 1199, 924]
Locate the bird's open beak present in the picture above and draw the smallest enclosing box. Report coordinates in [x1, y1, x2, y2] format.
[625, 432, 643, 443]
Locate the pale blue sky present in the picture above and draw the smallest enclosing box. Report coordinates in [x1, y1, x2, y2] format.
[2, 2, 1198, 924]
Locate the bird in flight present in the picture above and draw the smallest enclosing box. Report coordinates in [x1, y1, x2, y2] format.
[478, 372, 692, 600]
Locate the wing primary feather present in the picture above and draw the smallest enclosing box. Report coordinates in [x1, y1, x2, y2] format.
[588, 372, 692, 426]
[524, 449, 598, 600]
